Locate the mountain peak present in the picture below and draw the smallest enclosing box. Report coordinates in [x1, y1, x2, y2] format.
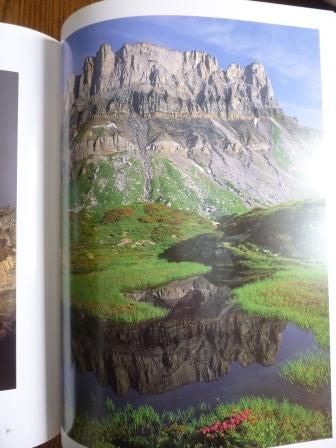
[97, 43, 114, 54]
[245, 62, 266, 71]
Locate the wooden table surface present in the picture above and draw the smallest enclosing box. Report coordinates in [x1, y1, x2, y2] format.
[0, 0, 335, 447]
[0, 0, 97, 39]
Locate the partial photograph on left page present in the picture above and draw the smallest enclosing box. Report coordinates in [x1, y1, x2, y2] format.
[0, 70, 17, 392]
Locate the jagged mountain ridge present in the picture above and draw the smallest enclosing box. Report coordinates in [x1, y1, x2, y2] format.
[66, 42, 280, 120]
[65, 42, 320, 217]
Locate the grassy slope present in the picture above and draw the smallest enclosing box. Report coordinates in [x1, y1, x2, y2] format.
[70, 153, 247, 220]
[69, 203, 214, 322]
[70, 157, 145, 217]
[272, 123, 291, 170]
[68, 150, 247, 322]
[150, 156, 247, 217]
[69, 396, 331, 448]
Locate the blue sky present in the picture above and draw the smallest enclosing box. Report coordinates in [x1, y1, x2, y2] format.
[64, 16, 321, 129]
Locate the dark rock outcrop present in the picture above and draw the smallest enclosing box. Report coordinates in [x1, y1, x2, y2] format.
[221, 198, 327, 261]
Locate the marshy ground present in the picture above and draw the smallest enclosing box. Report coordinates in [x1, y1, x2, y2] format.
[66, 199, 331, 448]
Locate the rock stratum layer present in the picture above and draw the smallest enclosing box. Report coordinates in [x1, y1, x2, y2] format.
[65, 42, 320, 216]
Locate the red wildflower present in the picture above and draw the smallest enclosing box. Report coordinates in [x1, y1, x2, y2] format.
[198, 409, 252, 440]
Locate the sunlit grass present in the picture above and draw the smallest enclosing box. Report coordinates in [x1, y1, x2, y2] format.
[279, 351, 330, 391]
[150, 156, 247, 218]
[234, 266, 330, 348]
[227, 242, 295, 272]
[69, 203, 214, 322]
[69, 396, 332, 448]
[71, 258, 210, 322]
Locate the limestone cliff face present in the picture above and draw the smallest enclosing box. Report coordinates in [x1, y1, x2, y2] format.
[69, 43, 280, 122]
[65, 43, 320, 214]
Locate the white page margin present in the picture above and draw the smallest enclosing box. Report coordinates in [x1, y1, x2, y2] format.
[62, 0, 335, 40]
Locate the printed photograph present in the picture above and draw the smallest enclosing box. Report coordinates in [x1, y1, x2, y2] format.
[0, 70, 18, 392]
[63, 16, 331, 447]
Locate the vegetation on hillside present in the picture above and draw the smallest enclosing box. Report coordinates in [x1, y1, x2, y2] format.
[150, 156, 247, 217]
[69, 153, 247, 220]
[279, 351, 331, 391]
[272, 124, 291, 170]
[70, 157, 145, 217]
[69, 203, 214, 321]
[69, 396, 331, 448]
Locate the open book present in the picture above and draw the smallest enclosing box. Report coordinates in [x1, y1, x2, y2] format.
[1, 0, 336, 447]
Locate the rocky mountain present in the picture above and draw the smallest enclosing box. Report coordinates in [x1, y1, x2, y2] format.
[66, 43, 280, 120]
[65, 42, 320, 218]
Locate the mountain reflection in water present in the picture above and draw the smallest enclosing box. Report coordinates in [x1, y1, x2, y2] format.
[69, 276, 331, 418]
[72, 276, 286, 395]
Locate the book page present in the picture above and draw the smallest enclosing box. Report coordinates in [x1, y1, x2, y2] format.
[61, 1, 336, 447]
[0, 24, 61, 448]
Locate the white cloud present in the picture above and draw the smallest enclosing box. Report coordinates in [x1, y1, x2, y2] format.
[154, 18, 317, 91]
